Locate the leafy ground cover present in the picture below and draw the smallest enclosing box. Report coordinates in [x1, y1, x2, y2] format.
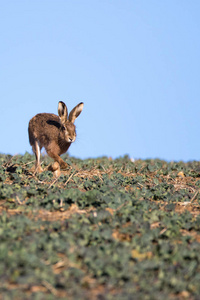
[0, 153, 200, 299]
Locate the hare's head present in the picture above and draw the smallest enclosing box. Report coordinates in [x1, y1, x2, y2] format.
[58, 101, 84, 143]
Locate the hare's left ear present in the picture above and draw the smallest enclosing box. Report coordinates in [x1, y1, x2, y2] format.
[58, 101, 68, 124]
[69, 102, 84, 123]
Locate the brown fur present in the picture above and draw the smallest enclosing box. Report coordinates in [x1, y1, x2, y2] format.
[28, 101, 84, 172]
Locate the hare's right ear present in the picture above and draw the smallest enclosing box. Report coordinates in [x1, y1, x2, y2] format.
[58, 101, 68, 124]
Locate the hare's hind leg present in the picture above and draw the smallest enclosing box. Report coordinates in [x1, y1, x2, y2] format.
[32, 140, 43, 173]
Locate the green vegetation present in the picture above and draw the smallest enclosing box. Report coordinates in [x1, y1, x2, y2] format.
[0, 153, 200, 299]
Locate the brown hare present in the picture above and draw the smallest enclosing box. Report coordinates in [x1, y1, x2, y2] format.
[28, 101, 84, 173]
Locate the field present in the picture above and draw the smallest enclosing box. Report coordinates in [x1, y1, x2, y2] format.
[0, 153, 200, 299]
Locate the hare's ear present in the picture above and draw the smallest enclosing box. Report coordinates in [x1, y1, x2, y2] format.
[58, 101, 68, 124]
[69, 102, 84, 123]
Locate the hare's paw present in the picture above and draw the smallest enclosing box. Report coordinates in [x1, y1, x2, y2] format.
[35, 165, 44, 173]
[48, 162, 61, 177]
[30, 165, 35, 172]
[30, 165, 43, 173]
[60, 161, 69, 170]
[48, 162, 60, 172]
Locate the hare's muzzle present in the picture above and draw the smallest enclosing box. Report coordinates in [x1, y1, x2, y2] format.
[68, 137, 76, 143]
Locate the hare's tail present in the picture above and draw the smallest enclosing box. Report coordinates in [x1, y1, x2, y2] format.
[28, 121, 36, 146]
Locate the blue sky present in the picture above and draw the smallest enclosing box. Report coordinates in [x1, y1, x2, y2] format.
[0, 1, 200, 161]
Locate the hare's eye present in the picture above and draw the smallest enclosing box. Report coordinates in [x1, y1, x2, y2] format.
[64, 129, 69, 136]
[64, 127, 68, 133]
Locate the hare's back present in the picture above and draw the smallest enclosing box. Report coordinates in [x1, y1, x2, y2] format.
[29, 113, 61, 138]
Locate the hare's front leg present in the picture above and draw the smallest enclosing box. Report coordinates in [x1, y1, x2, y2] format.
[46, 149, 68, 170]
[32, 141, 43, 173]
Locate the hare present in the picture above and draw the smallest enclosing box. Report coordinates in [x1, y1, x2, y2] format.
[28, 101, 84, 173]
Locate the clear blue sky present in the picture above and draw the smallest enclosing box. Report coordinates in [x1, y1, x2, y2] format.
[1, 1, 200, 161]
